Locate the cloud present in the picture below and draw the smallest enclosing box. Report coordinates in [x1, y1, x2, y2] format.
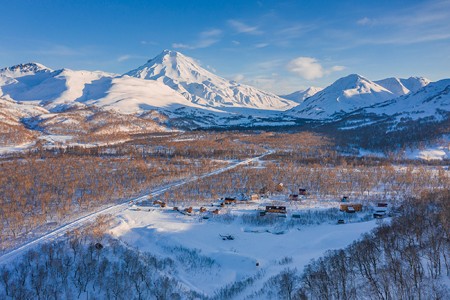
[117, 55, 131, 62]
[172, 29, 222, 50]
[255, 43, 269, 48]
[287, 57, 344, 80]
[352, 1, 450, 45]
[140, 40, 158, 46]
[228, 19, 262, 35]
[201, 29, 222, 38]
[257, 59, 283, 70]
[357, 17, 373, 26]
[329, 65, 345, 72]
[206, 65, 217, 73]
[233, 74, 245, 81]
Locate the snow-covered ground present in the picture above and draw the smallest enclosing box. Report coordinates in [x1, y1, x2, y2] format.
[0, 151, 271, 264]
[111, 203, 379, 297]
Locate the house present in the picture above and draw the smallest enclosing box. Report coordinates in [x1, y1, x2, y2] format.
[212, 209, 220, 215]
[275, 183, 284, 192]
[184, 207, 193, 214]
[299, 188, 307, 196]
[199, 207, 207, 213]
[223, 197, 237, 204]
[265, 206, 287, 214]
[340, 203, 362, 213]
[373, 212, 386, 219]
[346, 206, 356, 213]
[153, 200, 166, 207]
[289, 194, 299, 201]
[250, 194, 260, 201]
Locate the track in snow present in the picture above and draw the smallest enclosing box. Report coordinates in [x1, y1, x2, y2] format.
[0, 151, 272, 264]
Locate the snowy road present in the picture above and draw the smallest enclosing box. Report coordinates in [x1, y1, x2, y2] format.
[0, 150, 272, 264]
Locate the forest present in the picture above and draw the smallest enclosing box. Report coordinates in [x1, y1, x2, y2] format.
[0, 130, 449, 299]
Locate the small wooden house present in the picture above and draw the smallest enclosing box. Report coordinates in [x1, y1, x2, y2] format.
[373, 212, 386, 219]
[184, 207, 193, 214]
[340, 203, 362, 213]
[199, 207, 207, 213]
[299, 188, 307, 196]
[275, 183, 284, 192]
[153, 200, 166, 207]
[212, 209, 220, 215]
[250, 194, 260, 201]
[223, 197, 237, 204]
[289, 194, 299, 201]
[265, 205, 287, 214]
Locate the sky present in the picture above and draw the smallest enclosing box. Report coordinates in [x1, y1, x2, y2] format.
[1, 0, 449, 94]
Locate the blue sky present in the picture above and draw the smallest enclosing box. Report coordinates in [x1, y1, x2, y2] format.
[1, 0, 449, 94]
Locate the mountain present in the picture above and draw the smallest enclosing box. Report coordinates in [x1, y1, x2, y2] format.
[374, 76, 430, 97]
[289, 74, 396, 119]
[125, 50, 297, 111]
[0, 62, 51, 79]
[364, 78, 450, 122]
[280, 87, 323, 103]
[0, 63, 220, 116]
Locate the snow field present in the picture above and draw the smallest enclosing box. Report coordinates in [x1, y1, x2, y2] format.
[111, 204, 378, 296]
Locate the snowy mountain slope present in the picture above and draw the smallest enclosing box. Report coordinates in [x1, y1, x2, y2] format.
[288, 74, 396, 119]
[0, 62, 227, 119]
[0, 63, 115, 111]
[79, 75, 224, 115]
[0, 97, 47, 145]
[364, 78, 450, 121]
[125, 50, 297, 111]
[280, 86, 323, 103]
[374, 76, 430, 97]
[400, 77, 431, 93]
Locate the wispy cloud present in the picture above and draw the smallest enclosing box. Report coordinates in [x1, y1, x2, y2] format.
[117, 55, 131, 62]
[356, 17, 373, 26]
[140, 40, 159, 46]
[228, 19, 263, 35]
[255, 43, 269, 48]
[353, 0, 450, 45]
[172, 28, 222, 50]
[257, 59, 283, 70]
[233, 74, 245, 81]
[116, 54, 149, 63]
[287, 57, 344, 80]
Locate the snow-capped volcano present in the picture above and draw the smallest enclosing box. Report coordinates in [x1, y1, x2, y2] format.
[374, 76, 430, 97]
[125, 50, 297, 111]
[289, 74, 397, 119]
[280, 87, 323, 103]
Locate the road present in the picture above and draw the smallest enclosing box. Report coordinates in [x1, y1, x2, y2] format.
[0, 150, 272, 264]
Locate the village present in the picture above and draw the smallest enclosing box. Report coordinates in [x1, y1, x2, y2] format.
[111, 183, 391, 296]
[129, 183, 392, 227]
